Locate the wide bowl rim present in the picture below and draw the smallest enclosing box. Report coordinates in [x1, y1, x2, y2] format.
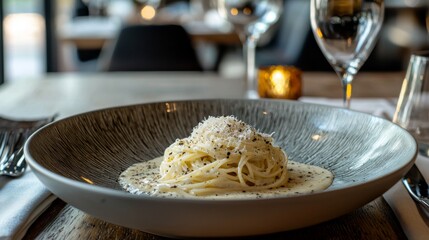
[24, 98, 418, 204]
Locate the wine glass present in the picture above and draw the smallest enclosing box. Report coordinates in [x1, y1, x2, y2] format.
[310, 0, 384, 108]
[216, 0, 283, 98]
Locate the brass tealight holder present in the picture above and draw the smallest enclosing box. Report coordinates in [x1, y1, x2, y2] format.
[258, 65, 302, 99]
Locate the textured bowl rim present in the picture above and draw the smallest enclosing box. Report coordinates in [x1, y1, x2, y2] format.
[24, 98, 418, 203]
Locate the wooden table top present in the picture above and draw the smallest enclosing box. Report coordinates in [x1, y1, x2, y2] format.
[0, 71, 408, 239]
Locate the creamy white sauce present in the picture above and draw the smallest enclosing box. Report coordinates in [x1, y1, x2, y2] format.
[119, 157, 334, 199]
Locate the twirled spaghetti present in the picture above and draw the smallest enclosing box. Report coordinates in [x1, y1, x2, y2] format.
[157, 116, 288, 196]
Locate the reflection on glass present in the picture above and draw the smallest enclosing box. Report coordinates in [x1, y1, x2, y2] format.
[216, 0, 283, 98]
[310, 0, 384, 108]
[394, 52, 429, 157]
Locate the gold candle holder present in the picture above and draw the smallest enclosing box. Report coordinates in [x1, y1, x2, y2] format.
[258, 65, 302, 99]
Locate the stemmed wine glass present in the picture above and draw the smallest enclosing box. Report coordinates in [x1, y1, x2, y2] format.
[310, 0, 384, 108]
[216, 0, 283, 98]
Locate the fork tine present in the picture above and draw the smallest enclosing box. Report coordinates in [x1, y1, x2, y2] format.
[1, 147, 26, 177]
[0, 130, 15, 166]
[0, 130, 25, 167]
[8, 130, 19, 150]
[0, 130, 27, 174]
[0, 131, 8, 160]
[8, 129, 24, 153]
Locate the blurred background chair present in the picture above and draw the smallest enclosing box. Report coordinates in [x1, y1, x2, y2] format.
[98, 24, 203, 71]
[72, 0, 104, 64]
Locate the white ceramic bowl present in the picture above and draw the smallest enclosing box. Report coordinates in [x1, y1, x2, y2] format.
[25, 99, 417, 237]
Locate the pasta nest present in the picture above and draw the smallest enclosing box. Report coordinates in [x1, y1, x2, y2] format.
[159, 116, 288, 195]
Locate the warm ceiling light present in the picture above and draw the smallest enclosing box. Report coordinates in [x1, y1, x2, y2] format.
[140, 5, 156, 20]
[243, 7, 252, 15]
[230, 8, 238, 16]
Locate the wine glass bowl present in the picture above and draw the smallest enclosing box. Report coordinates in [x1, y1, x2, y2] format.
[310, 0, 384, 108]
[216, 0, 283, 98]
[217, 0, 282, 40]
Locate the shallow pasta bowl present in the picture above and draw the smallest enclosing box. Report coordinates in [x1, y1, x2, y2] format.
[24, 99, 417, 237]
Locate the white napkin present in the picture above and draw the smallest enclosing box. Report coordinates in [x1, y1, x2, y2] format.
[384, 155, 429, 240]
[0, 167, 56, 240]
[301, 97, 429, 239]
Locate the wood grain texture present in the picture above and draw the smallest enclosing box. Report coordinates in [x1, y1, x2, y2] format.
[24, 197, 406, 239]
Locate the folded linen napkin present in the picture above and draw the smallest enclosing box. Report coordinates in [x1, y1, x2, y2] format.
[0, 167, 56, 240]
[301, 97, 429, 239]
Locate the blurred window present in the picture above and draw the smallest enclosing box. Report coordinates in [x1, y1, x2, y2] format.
[3, 0, 45, 83]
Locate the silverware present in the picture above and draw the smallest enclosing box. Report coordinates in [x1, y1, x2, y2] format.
[0, 114, 57, 177]
[402, 164, 429, 211]
[380, 111, 429, 213]
[0, 130, 29, 177]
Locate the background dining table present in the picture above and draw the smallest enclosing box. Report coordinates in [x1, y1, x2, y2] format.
[59, 16, 240, 50]
[0, 71, 410, 239]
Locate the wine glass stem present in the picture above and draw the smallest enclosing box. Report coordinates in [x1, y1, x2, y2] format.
[244, 37, 258, 98]
[341, 74, 353, 109]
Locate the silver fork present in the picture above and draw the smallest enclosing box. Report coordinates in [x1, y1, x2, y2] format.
[402, 164, 429, 211]
[0, 115, 57, 177]
[0, 129, 30, 177]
